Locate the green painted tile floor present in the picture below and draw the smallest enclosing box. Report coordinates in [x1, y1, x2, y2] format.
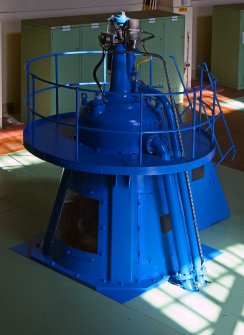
[0, 150, 243, 335]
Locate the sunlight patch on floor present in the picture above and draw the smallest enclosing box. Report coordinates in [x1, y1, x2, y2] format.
[163, 302, 209, 333]
[203, 259, 228, 279]
[217, 250, 243, 269]
[233, 321, 244, 335]
[217, 274, 236, 289]
[203, 281, 229, 303]
[141, 288, 173, 308]
[140, 240, 244, 334]
[0, 152, 43, 170]
[197, 327, 215, 335]
[219, 97, 244, 111]
[181, 294, 221, 323]
[226, 243, 244, 260]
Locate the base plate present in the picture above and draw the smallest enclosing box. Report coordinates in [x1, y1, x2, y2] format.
[11, 234, 222, 303]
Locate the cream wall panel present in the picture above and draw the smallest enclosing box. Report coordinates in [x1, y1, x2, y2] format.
[0, 1, 143, 20]
[191, 0, 244, 77]
[159, 0, 244, 78]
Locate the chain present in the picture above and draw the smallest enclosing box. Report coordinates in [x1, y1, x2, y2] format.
[162, 58, 204, 265]
[184, 171, 205, 264]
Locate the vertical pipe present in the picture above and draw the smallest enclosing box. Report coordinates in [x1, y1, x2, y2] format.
[163, 174, 192, 276]
[55, 55, 59, 116]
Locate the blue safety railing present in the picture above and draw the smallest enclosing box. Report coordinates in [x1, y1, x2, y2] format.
[25, 50, 235, 167]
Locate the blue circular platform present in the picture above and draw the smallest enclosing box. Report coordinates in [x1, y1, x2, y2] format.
[23, 112, 215, 176]
[23, 51, 219, 176]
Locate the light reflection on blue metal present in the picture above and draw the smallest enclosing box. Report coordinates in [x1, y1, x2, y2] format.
[112, 11, 129, 26]
[23, 17, 235, 303]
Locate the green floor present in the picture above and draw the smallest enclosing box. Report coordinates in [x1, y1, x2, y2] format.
[0, 150, 243, 335]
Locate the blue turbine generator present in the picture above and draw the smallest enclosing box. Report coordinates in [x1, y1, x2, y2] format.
[23, 12, 235, 303]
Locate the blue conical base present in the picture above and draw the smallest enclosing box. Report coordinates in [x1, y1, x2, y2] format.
[191, 161, 230, 230]
[11, 164, 227, 303]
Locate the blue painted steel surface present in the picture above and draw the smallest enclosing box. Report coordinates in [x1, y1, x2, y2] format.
[12, 236, 222, 303]
[190, 161, 230, 230]
[22, 13, 235, 302]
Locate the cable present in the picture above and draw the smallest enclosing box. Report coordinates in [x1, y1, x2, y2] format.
[135, 29, 155, 69]
[93, 49, 106, 92]
[135, 45, 150, 69]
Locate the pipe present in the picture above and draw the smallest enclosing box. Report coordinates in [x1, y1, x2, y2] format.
[147, 136, 170, 161]
[138, 82, 181, 158]
[163, 173, 196, 291]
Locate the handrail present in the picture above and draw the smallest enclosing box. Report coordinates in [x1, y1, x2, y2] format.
[25, 50, 235, 167]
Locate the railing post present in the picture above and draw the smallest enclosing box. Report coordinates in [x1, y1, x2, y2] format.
[199, 66, 204, 129]
[103, 52, 107, 92]
[75, 88, 79, 162]
[211, 79, 216, 147]
[55, 54, 59, 117]
[192, 91, 197, 160]
[32, 75, 36, 145]
[26, 62, 31, 132]
[149, 56, 152, 87]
